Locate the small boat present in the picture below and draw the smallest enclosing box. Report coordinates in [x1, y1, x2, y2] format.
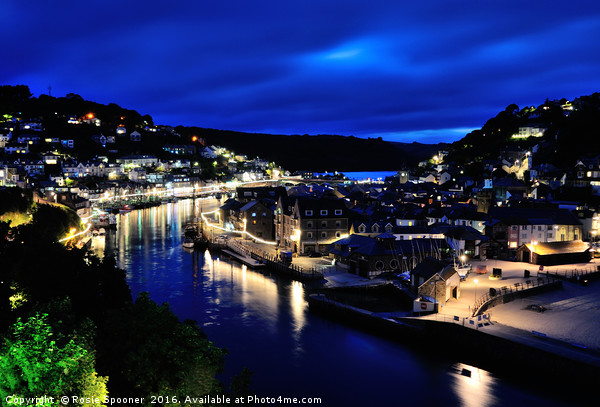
[194, 236, 209, 250]
[456, 263, 472, 279]
[119, 204, 134, 214]
[182, 238, 195, 249]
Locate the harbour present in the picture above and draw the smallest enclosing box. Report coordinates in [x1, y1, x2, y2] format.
[105, 197, 578, 407]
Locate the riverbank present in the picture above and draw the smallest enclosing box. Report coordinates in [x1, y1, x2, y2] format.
[305, 258, 600, 404]
[308, 292, 599, 405]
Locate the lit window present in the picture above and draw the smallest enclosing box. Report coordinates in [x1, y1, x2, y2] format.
[320, 210, 328, 216]
[335, 209, 342, 215]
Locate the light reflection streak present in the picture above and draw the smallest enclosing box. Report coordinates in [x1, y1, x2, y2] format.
[290, 280, 307, 357]
[450, 363, 496, 407]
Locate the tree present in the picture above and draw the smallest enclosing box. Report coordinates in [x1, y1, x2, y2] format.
[0, 313, 107, 406]
[97, 293, 225, 400]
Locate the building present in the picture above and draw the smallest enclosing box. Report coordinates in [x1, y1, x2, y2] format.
[516, 241, 591, 265]
[410, 257, 461, 304]
[512, 124, 547, 139]
[239, 200, 275, 241]
[276, 196, 349, 255]
[484, 207, 583, 259]
[328, 233, 450, 278]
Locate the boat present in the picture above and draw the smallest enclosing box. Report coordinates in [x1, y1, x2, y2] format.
[182, 238, 195, 249]
[108, 214, 117, 228]
[194, 235, 209, 250]
[119, 204, 134, 214]
[456, 263, 472, 279]
[93, 214, 110, 228]
[184, 223, 198, 238]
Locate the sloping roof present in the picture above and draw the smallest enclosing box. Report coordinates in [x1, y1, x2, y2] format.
[412, 257, 446, 279]
[328, 234, 448, 258]
[523, 240, 590, 255]
[488, 207, 582, 226]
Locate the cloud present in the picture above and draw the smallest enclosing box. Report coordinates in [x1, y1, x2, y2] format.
[3, 1, 600, 143]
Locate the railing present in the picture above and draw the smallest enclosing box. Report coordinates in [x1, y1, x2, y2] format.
[471, 276, 561, 317]
[540, 266, 600, 281]
[414, 312, 493, 330]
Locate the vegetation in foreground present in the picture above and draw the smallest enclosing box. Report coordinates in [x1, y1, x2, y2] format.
[0, 188, 247, 406]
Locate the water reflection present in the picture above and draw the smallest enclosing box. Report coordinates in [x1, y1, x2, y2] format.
[450, 363, 497, 407]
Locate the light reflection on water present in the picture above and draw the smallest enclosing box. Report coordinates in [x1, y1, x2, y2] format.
[450, 363, 497, 407]
[110, 198, 574, 407]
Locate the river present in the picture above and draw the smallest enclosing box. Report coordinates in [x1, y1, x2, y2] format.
[105, 198, 573, 407]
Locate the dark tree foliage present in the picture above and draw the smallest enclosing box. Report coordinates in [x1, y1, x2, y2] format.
[97, 292, 225, 400]
[0, 187, 33, 215]
[0, 194, 232, 403]
[0, 85, 32, 114]
[175, 127, 432, 172]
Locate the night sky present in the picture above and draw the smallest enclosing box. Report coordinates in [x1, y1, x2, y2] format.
[4, 1, 600, 143]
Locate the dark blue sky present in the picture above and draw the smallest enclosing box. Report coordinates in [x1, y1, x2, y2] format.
[4, 1, 600, 143]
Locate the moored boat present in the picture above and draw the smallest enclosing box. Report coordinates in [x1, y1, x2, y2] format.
[119, 204, 134, 214]
[182, 237, 195, 249]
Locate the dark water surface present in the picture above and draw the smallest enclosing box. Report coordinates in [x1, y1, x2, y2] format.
[110, 198, 574, 407]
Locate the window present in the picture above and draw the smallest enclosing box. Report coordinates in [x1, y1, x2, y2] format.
[321, 221, 327, 228]
[390, 259, 399, 269]
[334, 209, 342, 215]
[538, 226, 543, 231]
[336, 232, 341, 238]
[307, 232, 313, 239]
[252, 212, 256, 217]
[521, 225, 527, 230]
[336, 221, 341, 228]
[375, 260, 385, 271]
[358, 225, 366, 233]
[522, 234, 527, 239]
[307, 221, 313, 228]
[321, 232, 327, 238]
[305, 210, 313, 216]
[320, 209, 328, 216]
[512, 226, 518, 231]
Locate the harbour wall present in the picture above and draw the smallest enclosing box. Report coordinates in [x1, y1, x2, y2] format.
[308, 293, 599, 404]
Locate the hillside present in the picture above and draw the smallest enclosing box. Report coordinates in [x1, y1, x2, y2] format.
[447, 93, 600, 166]
[0, 85, 441, 172]
[175, 127, 439, 172]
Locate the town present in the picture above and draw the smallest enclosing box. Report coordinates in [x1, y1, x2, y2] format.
[2, 85, 600, 404]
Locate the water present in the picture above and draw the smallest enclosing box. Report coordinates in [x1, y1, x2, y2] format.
[315, 171, 397, 181]
[109, 198, 575, 407]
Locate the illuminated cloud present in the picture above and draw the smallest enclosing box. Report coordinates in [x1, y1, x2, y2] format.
[2, 1, 600, 143]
